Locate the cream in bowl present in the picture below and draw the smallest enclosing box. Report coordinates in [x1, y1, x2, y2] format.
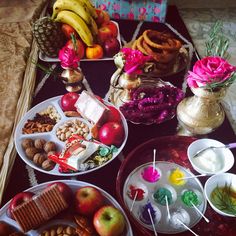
[187, 139, 234, 175]
[204, 173, 236, 217]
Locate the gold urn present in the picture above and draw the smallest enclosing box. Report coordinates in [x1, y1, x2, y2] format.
[177, 87, 226, 135]
[60, 68, 84, 92]
[108, 69, 141, 107]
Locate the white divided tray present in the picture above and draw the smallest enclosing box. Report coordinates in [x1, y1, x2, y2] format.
[14, 96, 128, 176]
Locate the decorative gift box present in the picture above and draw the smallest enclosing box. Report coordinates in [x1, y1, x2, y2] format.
[94, 0, 167, 22]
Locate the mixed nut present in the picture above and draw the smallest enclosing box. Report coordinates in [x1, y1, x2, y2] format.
[22, 106, 60, 134]
[56, 119, 90, 142]
[40, 225, 77, 236]
[21, 138, 57, 171]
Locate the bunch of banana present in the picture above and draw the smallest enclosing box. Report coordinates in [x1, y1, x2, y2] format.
[52, 0, 98, 46]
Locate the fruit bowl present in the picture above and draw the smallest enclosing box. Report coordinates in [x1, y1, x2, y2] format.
[0, 180, 133, 235]
[39, 21, 122, 62]
[14, 95, 128, 176]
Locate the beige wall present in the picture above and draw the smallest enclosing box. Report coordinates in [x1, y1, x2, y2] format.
[168, 0, 236, 8]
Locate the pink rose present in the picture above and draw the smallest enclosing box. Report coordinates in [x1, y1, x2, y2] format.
[187, 56, 236, 88]
[59, 46, 80, 69]
[121, 48, 151, 74]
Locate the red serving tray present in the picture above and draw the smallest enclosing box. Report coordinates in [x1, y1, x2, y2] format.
[116, 135, 236, 236]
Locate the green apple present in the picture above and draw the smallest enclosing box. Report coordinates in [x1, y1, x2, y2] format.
[93, 205, 126, 236]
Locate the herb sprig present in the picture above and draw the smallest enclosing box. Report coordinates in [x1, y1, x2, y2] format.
[211, 182, 236, 215]
[205, 21, 229, 59]
[200, 72, 236, 90]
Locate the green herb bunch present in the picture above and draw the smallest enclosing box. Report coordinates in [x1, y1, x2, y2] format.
[211, 182, 236, 215]
[205, 21, 229, 59]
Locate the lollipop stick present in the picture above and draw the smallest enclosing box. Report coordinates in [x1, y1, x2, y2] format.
[130, 190, 138, 212]
[190, 201, 209, 223]
[148, 208, 158, 236]
[165, 195, 170, 220]
[176, 219, 199, 236]
[176, 174, 206, 180]
[153, 149, 156, 172]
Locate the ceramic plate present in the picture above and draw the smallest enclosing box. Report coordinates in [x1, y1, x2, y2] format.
[0, 180, 133, 235]
[123, 161, 206, 234]
[39, 21, 122, 62]
[14, 96, 128, 176]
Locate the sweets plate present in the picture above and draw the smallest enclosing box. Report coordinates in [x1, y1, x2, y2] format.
[123, 161, 206, 234]
[14, 95, 128, 176]
[118, 79, 184, 125]
[39, 21, 122, 62]
[0, 180, 133, 235]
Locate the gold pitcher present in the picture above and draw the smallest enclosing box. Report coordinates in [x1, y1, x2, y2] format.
[108, 69, 141, 107]
[60, 68, 84, 92]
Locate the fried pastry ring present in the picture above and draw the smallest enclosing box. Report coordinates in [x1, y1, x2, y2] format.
[142, 39, 178, 63]
[136, 35, 149, 55]
[143, 30, 182, 51]
[131, 39, 138, 50]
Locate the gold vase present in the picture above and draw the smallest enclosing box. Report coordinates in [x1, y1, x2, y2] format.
[60, 68, 83, 92]
[108, 70, 141, 107]
[177, 87, 226, 135]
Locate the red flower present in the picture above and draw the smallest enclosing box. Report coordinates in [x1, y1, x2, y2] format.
[59, 46, 80, 69]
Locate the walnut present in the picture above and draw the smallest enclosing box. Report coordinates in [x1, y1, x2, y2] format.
[21, 138, 34, 150]
[33, 153, 47, 166]
[25, 147, 39, 160]
[34, 139, 46, 150]
[41, 159, 55, 171]
[44, 141, 57, 153]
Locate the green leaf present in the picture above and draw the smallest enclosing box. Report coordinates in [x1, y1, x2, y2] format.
[205, 20, 230, 59]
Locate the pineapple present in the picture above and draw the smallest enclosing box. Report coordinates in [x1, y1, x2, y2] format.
[32, 16, 66, 58]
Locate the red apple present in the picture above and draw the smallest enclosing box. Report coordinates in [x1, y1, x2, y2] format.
[0, 221, 15, 235]
[9, 191, 35, 219]
[107, 105, 121, 123]
[103, 37, 120, 57]
[60, 92, 80, 111]
[62, 24, 78, 39]
[97, 26, 114, 44]
[65, 38, 85, 59]
[75, 186, 104, 216]
[101, 21, 118, 38]
[93, 205, 126, 236]
[46, 182, 73, 205]
[98, 121, 124, 147]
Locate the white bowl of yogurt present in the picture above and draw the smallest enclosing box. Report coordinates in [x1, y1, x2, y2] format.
[187, 139, 234, 175]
